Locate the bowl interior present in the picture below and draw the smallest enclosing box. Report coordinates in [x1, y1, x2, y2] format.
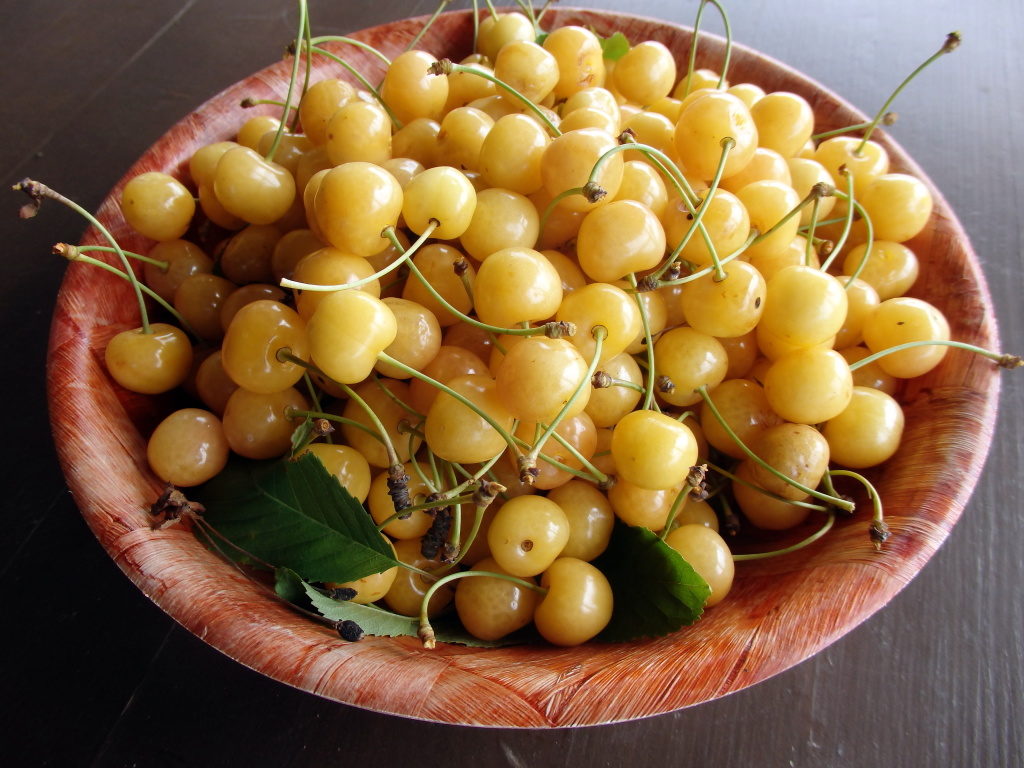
[47, 8, 1000, 727]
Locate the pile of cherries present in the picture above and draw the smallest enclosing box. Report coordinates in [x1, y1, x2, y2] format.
[29, 4, 1010, 647]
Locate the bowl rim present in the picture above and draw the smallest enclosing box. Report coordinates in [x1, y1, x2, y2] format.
[46, 6, 1001, 727]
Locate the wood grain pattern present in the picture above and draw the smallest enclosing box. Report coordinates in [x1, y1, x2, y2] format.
[46, 8, 1000, 727]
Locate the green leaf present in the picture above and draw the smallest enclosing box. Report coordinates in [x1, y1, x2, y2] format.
[599, 31, 630, 61]
[289, 417, 314, 457]
[535, 31, 549, 46]
[192, 454, 398, 585]
[274, 566, 309, 605]
[594, 522, 710, 642]
[302, 581, 532, 648]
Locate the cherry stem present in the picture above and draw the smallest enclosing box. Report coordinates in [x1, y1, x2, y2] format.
[55, 245, 198, 337]
[375, 493, 474, 532]
[482, 0, 499, 22]
[827, 469, 890, 551]
[266, 0, 308, 162]
[703, 0, 733, 88]
[697, 385, 856, 512]
[308, 35, 392, 66]
[682, 0, 710, 100]
[75, 243, 168, 271]
[280, 222, 433, 292]
[654, 231, 756, 287]
[286, 408, 381, 444]
[434, 61, 561, 137]
[848, 340, 1022, 371]
[417, 569, 546, 649]
[16, 179, 151, 334]
[731, 511, 837, 561]
[804, 195, 822, 266]
[703, 459, 830, 512]
[623, 272, 659, 412]
[406, 0, 451, 52]
[856, 32, 961, 154]
[812, 114, 897, 142]
[819, 170, 856, 272]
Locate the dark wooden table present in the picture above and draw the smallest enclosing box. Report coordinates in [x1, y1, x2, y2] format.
[3, 0, 1021, 765]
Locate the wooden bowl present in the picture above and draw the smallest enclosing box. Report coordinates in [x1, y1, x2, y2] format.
[47, 8, 1000, 726]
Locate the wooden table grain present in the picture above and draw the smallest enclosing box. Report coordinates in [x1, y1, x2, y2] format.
[2, 0, 1021, 765]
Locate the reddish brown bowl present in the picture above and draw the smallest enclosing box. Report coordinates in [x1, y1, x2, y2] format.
[47, 8, 1000, 726]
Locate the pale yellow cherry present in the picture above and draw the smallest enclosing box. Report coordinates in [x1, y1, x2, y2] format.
[402, 165, 477, 240]
[454, 557, 541, 642]
[189, 141, 239, 187]
[473, 247, 562, 328]
[859, 173, 934, 243]
[720, 147, 792, 193]
[222, 387, 307, 460]
[842, 241, 920, 300]
[120, 172, 195, 242]
[327, 540, 398, 605]
[380, 49, 448, 124]
[543, 25, 606, 98]
[748, 423, 831, 502]
[839, 345, 900, 396]
[786, 157, 837, 225]
[306, 290, 397, 385]
[436, 106, 494, 171]
[607, 478, 684, 531]
[750, 91, 815, 157]
[477, 11, 536, 62]
[147, 408, 229, 487]
[763, 347, 854, 424]
[732, 460, 811, 530]
[719, 329, 759, 379]
[613, 40, 677, 105]
[726, 82, 765, 108]
[408, 345, 488, 414]
[748, 234, 820, 282]
[674, 68, 725, 99]
[390, 117, 440, 168]
[298, 78, 356, 146]
[494, 39, 559, 103]
[212, 146, 295, 226]
[622, 110, 676, 161]
[662, 187, 751, 267]
[736, 179, 802, 261]
[384, 538, 453, 617]
[646, 96, 685, 123]
[515, 411, 597, 491]
[557, 106, 619, 135]
[324, 100, 392, 165]
[423, 374, 515, 464]
[402, 243, 475, 327]
[613, 159, 669, 218]
[494, 336, 592, 423]
[375, 297, 442, 379]
[664, 525, 734, 607]
[544, 249, 587, 293]
[298, 443, 372, 503]
[673, 91, 758, 180]
[530, 187, 586, 251]
[586, 352, 643, 428]
[700, 378, 782, 460]
[444, 61, 497, 111]
[534, 558, 613, 646]
[611, 409, 698, 491]
[291, 248, 379, 321]
[861, 297, 951, 378]
[814, 136, 889, 196]
[546, 480, 614, 561]
[833, 276, 881, 349]
[236, 115, 280, 150]
[541, 128, 624, 213]
[459, 187, 539, 260]
[575, 199, 666, 282]
[823, 386, 905, 468]
[759, 265, 848, 348]
[654, 327, 730, 407]
[679, 260, 767, 338]
[479, 113, 550, 195]
[313, 162, 403, 257]
[554, 281, 642, 363]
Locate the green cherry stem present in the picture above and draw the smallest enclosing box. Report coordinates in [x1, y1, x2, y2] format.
[749, 182, 835, 249]
[417, 569, 546, 648]
[308, 35, 392, 66]
[827, 469, 890, 551]
[16, 179, 151, 334]
[804, 194, 822, 266]
[285, 408, 381, 443]
[812, 114, 897, 142]
[54, 244, 199, 338]
[265, 0, 308, 163]
[848, 341, 1022, 371]
[682, 0, 710, 100]
[653, 231, 755, 287]
[74, 243, 169, 271]
[428, 59, 562, 137]
[856, 32, 961, 154]
[731, 512, 836, 561]
[659, 465, 708, 541]
[702, 459, 830, 512]
[406, 0, 452, 52]
[280, 222, 436, 292]
[819, 169, 856, 272]
[703, 0, 734, 87]
[697, 385, 856, 512]
[625, 272, 659, 412]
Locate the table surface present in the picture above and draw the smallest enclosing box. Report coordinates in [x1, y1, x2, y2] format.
[3, 0, 1021, 765]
